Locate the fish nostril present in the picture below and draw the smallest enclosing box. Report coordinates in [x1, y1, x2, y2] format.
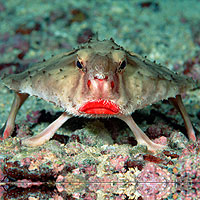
[111, 81, 114, 89]
[87, 80, 91, 88]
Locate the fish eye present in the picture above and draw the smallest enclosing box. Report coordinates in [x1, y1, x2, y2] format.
[119, 60, 126, 71]
[76, 60, 83, 69]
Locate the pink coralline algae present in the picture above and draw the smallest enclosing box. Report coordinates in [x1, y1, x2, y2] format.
[88, 175, 121, 193]
[82, 165, 97, 176]
[172, 143, 200, 199]
[15, 179, 43, 188]
[71, 164, 97, 177]
[108, 155, 129, 172]
[136, 162, 173, 200]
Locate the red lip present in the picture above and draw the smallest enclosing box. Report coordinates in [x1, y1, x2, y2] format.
[79, 100, 120, 115]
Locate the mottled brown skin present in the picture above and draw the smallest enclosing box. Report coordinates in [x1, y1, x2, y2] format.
[0, 38, 197, 152]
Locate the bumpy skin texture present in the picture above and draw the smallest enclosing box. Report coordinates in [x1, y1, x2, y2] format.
[2, 39, 195, 117]
[0, 38, 197, 151]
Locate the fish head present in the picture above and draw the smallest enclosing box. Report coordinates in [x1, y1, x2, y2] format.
[74, 39, 128, 116]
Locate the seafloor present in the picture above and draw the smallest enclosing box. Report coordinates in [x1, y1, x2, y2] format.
[0, 0, 200, 199]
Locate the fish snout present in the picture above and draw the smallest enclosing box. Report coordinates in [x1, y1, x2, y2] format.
[87, 75, 115, 97]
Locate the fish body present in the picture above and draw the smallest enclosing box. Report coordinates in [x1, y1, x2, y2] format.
[0, 38, 197, 151]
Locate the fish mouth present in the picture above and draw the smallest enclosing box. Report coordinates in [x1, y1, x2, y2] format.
[79, 100, 120, 115]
